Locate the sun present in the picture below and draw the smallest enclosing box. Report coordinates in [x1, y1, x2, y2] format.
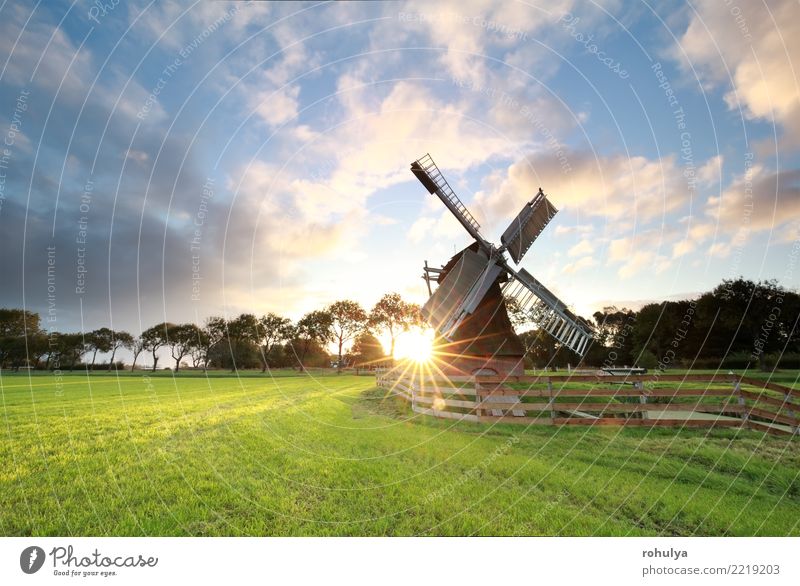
[393, 328, 434, 363]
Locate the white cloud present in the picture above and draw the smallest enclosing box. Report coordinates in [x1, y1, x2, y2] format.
[254, 85, 300, 127]
[562, 255, 596, 273]
[473, 149, 687, 222]
[697, 154, 723, 185]
[705, 166, 800, 232]
[676, 0, 800, 145]
[567, 239, 593, 257]
[408, 216, 436, 243]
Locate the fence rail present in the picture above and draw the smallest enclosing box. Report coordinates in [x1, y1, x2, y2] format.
[375, 371, 799, 436]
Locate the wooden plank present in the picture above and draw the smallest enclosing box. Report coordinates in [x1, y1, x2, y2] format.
[477, 388, 734, 399]
[551, 417, 743, 428]
[412, 395, 477, 409]
[412, 405, 479, 422]
[478, 415, 555, 425]
[475, 374, 739, 384]
[745, 406, 800, 427]
[740, 389, 800, 411]
[475, 401, 743, 413]
[555, 402, 742, 414]
[415, 386, 478, 397]
[745, 420, 795, 437]
[739, 377, 800, 400]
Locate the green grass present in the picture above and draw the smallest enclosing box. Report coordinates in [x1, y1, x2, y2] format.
[1, 370, 799, 536]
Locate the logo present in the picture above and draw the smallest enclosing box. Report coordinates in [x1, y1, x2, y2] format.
[20, 546, 46, 574]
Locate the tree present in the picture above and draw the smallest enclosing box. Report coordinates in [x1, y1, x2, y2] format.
[57, 333, 88, 371]
[593, 306, 636, 366]
[224, 314, 259, 371]
[190, 329, 210, 368]
[327, 300, 367, 372]
[129, 336, 145, 371]
[0, 308, 40, 336]
[369, 293, 418, 360]
[197, 317, 225, 371]
[696, 278, 800, 370]
[86, 327, 114, 369]
[0, 308, 42, 369]
[108, 331, 133, 370]
[27, 332, 50, 369]
[167, 323, 201, 372]
[255, 313, 293, 372]
[141, 323, 171, 371]
[350, 331, 385, 367]
[291, 310, 333, 370]
[518, 328, 557, 369]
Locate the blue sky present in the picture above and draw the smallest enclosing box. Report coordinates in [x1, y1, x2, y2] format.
[0, 0, 798, 339]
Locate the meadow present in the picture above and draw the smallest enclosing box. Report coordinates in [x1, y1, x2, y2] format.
[1, 370, 799, 536]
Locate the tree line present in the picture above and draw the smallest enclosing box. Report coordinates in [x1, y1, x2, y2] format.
[0, 278, 797, 373]
[510, 277, 800, 371]
[0, 293, 421, 373]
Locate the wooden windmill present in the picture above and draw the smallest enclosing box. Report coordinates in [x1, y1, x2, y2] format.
[411, 154, 594, 377]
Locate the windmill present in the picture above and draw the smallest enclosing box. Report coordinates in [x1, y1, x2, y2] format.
[411, 153, 594, 376]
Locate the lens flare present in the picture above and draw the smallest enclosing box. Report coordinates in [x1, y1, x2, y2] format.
[393, 328, 434, 363]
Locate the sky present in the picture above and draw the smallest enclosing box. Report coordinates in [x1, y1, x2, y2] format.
[1, 0, 799, 345]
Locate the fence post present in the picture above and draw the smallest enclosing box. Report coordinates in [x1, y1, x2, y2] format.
[547, 377, 555, 422]
[735, 376, 748, 429]
[474, 376, 483, 421]
[784, 391, 800, 436]
[636, 379, 648, 420]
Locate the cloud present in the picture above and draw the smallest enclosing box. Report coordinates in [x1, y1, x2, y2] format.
[567, 239, 592, 257]
[254, 85, 300, 127]
[398, 0, 574, 86]
[473, 149, 687, 222]
[0, 3, 93, 98]
[705, 166, 800, 233]
[697, 154, 723, 185]
[562, 255, 596, 273]
[676, 0, 800, 145]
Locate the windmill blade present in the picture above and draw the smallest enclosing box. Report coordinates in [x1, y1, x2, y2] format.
[501, 267, 594, 356]
[500, 188, 558, 264]
[421, 249, 503, 339]
[410, 154, 486, 246]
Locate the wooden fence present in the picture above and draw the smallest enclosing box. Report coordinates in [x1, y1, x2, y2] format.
[375, 371, 800, 436]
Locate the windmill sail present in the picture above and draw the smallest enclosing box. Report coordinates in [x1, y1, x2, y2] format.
[421, 249, 502, 339]
[501, 267, 593, 356]
[501, 189, 558, 264]
[411, 154, 485, 245]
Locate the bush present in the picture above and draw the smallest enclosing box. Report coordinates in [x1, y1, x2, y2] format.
[636, 350, 658, 369]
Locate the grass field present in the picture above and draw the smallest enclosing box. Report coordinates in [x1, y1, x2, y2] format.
[1, 370, 799, 536]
